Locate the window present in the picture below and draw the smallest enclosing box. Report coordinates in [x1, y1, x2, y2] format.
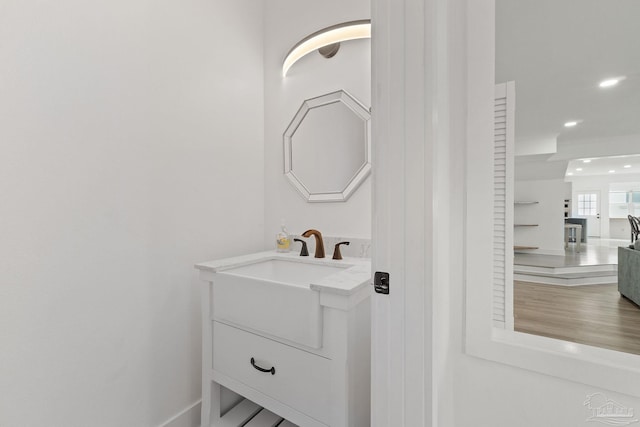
[609, 191, 629, 218]
[608, 189, 640, 218]
[577, 193, 598, 216]
[632, 191, 640, 216]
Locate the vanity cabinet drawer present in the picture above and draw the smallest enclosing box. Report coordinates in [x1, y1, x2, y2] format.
[213, 321, 331, 425]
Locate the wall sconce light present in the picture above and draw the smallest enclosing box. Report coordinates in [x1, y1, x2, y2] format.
[282, 19, 371, 77]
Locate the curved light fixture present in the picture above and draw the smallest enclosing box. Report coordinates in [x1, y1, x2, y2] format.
[599, 76, 626, 88]
[282, 19, 371, 77]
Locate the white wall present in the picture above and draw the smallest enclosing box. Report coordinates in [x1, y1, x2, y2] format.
[0, 1, 264, 426]
[514, 179, 568, 254]
[263, 0, 371, 246]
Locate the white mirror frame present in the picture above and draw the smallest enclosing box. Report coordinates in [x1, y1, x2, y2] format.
[464, 0, 640, 397]
[283, 90, 372, 203]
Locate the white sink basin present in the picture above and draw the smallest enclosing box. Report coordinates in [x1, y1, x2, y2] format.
[212, 257, 350, 348]
[221, 259, 346, 287]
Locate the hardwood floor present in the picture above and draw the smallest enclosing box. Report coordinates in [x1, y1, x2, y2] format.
[514, 281, 640, 355]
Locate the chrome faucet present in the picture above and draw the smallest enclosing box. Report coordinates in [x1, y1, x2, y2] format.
[302, 229, 325, 258]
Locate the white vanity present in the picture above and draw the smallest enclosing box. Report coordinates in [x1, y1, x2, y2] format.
[195, 251, 371, 427]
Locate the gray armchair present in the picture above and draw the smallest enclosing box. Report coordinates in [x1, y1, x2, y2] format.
[618, 246, 640, 307]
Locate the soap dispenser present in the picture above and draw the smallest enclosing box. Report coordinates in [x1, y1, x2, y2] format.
[276, 221, 291, 252]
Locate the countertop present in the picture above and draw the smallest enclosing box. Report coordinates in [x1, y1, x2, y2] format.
[195, 250, 372, 296]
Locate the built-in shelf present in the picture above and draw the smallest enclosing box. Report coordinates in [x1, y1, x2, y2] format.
[515, 202, 539, 250]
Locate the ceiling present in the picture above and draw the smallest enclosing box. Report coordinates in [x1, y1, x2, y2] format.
[566, 155, 640, 177]
[496, 0, 640, 180]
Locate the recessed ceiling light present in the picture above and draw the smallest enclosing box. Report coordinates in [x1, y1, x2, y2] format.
[609, 170, 616, 173]
[567, 172, 574, 176]
[599, 77, 626, 88]
[583, 159, 592, 163]
[576, 168, 583, 171]
[624, 165, 632, 168]
[564, 121, 578, 127]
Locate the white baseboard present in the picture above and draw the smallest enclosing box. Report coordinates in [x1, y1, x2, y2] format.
[159, 400, 201, 427]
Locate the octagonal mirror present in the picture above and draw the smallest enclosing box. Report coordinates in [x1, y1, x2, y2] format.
[283, 90, 371, 202]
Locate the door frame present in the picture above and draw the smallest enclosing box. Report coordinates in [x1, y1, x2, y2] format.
[370, 0, 461, 424]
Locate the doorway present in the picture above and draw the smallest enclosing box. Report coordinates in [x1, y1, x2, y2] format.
[576, 191, 601, 238]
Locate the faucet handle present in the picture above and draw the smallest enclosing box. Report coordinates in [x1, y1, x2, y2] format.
[332, 241, 350, 260]
[294, 238, 309, 257]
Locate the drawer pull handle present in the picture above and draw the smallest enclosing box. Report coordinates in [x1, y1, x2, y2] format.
[250, 357, 276, 375]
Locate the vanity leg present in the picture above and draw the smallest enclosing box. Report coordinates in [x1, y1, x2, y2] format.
[327, 308, 349, 427]
[325, 299, 371, 427]
[201, 381, 211, 427]
[202, 381, 225, 427]
[201, 281, 221, 427]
